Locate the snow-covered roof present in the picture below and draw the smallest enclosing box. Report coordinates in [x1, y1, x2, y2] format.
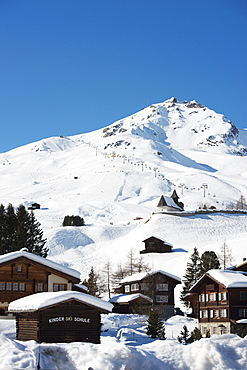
[142, 235, 173, 247]
[0, 251, 80, 280]
[120, 270, 181, 284]
[157, 196, 183, 211]
[207, 269, 247, 288]
[236, 319, 247, 324]
[110, 293, 152, 303]
[8, 291, 113, 313]
[190, 269, 247, 291]
[74, 283, 89, 292]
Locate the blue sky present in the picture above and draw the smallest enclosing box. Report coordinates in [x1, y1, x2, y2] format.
[0, 0, 247, 153]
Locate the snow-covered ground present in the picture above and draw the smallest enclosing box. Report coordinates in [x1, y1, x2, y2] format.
[0, 98, 247, 368]
[1, 315, 247, 370]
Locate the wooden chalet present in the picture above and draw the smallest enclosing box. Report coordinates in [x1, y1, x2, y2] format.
[28, 203, 41, 210]
[157, 195, 183, 212]
[8, 291, 113, 344]
[0, 250, 81, 315]
[140, 236, 172, 254]
[110, 293, 152, 315]
[114, 270, 181, 317]
[187, 269, 247, 336]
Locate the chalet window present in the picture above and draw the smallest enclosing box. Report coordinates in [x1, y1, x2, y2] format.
[13, 283, 19, 291]
[202, 326, 207, 334]
[0, 283, 5, 291]
[222, 326, 227, 334]
[53, 284, 67, 292]
[208, 293, 217, 301]
[220, 309, 227, 318]
[199, 294, 205, 302]
[124, 285, 130, 293]
[156, 295, 168, 303]
[240, 292, 247, 300]
[219, 292, 228, 301]
[17, 265, 22, 272]
[140, 283, 149, 291]
[156, 284, 168, 291]
[200, 310, 208, 318]
[37, 283, 43, 292]
[214, 310, 219, 317]
[19, 283, 25, 291]
[131, 283, 139, 292]
[6, 283, 12, 291]
[239, 309, 247, 318]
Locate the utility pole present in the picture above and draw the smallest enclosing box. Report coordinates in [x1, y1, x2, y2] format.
[202, 183, 208, 197]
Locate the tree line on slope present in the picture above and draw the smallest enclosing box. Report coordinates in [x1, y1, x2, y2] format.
[0, 204, 48, 257]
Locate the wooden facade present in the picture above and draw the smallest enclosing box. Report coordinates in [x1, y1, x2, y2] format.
[10, 294, 112, 344]
[110, 294, 152, 315]
[114, 271, 181, 317]
[0, 251, 80, 315]
[140, 236, 172, 254]
[188, 270, 247, 336]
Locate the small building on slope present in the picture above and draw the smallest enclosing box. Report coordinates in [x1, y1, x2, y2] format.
[140, 236, 173, 254]
[157, 195, 183, 212]
[8, 291, 113, 344]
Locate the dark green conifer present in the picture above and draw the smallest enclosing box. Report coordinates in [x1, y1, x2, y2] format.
[177, 325, 190, 344]
[146, 310, 166, 339]
[180, 247, 201, 306]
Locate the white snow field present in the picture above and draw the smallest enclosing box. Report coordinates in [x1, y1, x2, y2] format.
[0, 315, 247, 370]
[0, 98, 247, 368]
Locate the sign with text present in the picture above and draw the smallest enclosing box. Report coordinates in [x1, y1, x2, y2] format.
[48, 316, 90, 324]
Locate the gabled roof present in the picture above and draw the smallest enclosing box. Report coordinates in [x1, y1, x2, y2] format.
[0, 251, 80, 280]
[157, 195, 183, 210]
[120, 270, 181, 284]
[190, 269, 247, 292]
[142, 236, 173, 246]
[110, 293, 153, 303]
[8, 291, 113, 313]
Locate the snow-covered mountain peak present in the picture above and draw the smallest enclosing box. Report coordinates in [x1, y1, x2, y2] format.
[95, 98, 246, 156]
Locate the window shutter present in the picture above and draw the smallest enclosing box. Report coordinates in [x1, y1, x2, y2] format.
[210, 310, 214, 318]
[200, 311, 202, 318]
[206, 294, 209, 302]
[213, 293, 216, 301]
[205, 310, 208, 318]
[239, 309, 243, 318]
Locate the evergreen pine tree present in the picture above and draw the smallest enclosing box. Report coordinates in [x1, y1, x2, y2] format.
[190, 327, 202, 342]
[180, 247, 201, 306]
[0, 204, 7, 255]
[5, 203, 18, 253]
[16, 205, 48, 257]
[27, 211, 48, 257]
[83, 267, 103, 297]
[146, 310, 166, 339]
[200, 251, 220, 275]
[16, 204, 30, 250]
[177, 325, 191, 344]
